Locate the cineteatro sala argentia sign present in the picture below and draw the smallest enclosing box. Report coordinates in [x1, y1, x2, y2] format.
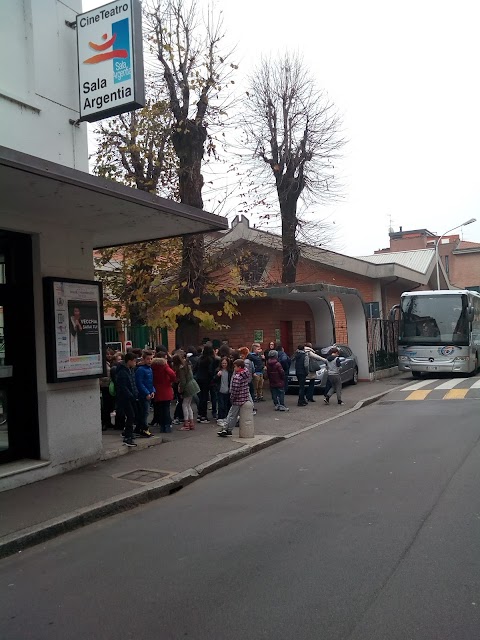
[76, 0, 145, 122]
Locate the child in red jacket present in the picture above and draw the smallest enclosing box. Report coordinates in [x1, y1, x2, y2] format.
[151, 357, 176, 432]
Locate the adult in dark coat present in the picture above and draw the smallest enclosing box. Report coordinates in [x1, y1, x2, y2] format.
[194, 344, 217, 422]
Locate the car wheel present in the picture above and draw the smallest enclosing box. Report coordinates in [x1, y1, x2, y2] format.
[412, 371, 421, 379]
[351, 367, 358, 385]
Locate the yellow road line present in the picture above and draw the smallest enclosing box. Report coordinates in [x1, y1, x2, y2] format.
[443, 389, 469, 400]
[405, 390, 432, 401]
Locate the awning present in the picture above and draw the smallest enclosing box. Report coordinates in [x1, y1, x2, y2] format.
[0, 145, 228, 247]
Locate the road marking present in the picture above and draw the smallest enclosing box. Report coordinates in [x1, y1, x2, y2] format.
[469, 379, 480, 388]
[435, 378, 469, 390]
[403, 379, 439, 391]
[443, 388, 469, 400]
[406, 390, 432, 400]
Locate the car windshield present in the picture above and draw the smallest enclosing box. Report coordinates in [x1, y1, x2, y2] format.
[399, 294, 469, 345]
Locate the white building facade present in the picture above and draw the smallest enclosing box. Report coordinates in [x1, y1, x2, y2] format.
[0, 0, 227, 489]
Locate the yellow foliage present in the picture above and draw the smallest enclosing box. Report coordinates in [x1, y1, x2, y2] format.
[223, 300, 240, 319]
[192, 309, 229, 330]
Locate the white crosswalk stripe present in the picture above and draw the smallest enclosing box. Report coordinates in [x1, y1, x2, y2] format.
[403, 379, 439, 391]
[469, 379, 480, 389]
[435, 378, 470, 390]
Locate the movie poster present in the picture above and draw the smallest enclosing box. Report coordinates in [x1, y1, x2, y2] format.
[47, 279, 104, 381]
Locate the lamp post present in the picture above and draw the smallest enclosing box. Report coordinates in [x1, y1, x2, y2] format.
[435, 218, 476, 290]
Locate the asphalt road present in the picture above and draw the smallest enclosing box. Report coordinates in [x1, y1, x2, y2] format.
[1, 396, 480, 639]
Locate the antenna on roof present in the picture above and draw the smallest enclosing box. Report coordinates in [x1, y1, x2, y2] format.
[388, 213, 395, 235]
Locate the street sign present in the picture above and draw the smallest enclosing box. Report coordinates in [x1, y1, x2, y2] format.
[125, 340, 133, 350]
[76, 0, 145, 123]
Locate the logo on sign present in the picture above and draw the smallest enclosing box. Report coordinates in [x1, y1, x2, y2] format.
[83, 19, 131, 84]
[439, 346, 455, 356]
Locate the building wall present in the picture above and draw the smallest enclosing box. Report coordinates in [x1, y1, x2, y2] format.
[260, 254, 378, 345]
[0, 213, 103, 484]
[449, 253, 480, 289]
[0, 1, 103, 488]
[264, 253, 376, 301]
[0, 0, 88, 170]
[201, 299, 316, 351]
[390, 235, 429, 251]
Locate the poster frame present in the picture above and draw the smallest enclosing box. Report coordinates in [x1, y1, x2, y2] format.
[43, 277, 106, 383]
[253, 329, 264, 343]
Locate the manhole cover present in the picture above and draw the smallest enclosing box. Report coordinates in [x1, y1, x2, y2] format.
[117, 469, 171, 484]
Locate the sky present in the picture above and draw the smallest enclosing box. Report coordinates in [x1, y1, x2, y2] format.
[82, 0, 480, 256]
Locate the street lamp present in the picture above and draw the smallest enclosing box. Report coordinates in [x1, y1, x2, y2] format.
[435, 218, 476, 290]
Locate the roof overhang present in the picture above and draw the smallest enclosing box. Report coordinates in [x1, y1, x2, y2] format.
[0, 146, 228, 247]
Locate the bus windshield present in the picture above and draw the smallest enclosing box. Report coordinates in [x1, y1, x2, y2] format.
[399, 294, 469, 345]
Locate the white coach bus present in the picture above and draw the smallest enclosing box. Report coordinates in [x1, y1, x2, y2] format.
[391, 289, 480, 378]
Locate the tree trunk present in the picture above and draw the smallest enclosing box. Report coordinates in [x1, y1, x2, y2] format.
[172, 121, 207, 348]
[278, 185, 300, 284]
[128, 301, 147, 327]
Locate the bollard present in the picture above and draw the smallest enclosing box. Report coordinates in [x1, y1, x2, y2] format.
[239, 400, 254, 438]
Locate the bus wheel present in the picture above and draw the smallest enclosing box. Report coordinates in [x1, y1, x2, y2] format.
[412, 371, 421, 379]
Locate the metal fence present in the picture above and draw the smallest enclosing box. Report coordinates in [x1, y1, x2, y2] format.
[103, 324, 169, 350]
[367, 318, 399, 373]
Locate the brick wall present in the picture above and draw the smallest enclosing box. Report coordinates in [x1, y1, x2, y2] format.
[199, 296, 355, 352]
[264, 255, 376, 301]
[201, 299, 316, 351]
[390, 235, 428, 251]
[449, 253, 480, 289]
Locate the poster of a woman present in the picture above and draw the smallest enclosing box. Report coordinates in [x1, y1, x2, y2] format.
[69, 306, 83, 356]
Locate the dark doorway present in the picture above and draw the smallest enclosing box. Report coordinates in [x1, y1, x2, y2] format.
[0, 231, 39, 463]
[305, 320, 312, 344]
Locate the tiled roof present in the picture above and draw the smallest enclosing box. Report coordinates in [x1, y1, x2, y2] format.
[355, 249, 435, 274]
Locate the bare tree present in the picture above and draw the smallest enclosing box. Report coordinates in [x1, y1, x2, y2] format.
[243, 52, 345, 283]
[145, 0, 236, 346]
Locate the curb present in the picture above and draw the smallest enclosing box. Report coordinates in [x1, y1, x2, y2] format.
[0, 438, 284, 560]
[0, 384, 406, 560]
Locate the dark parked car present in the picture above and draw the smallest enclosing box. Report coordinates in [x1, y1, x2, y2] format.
[287, 344, 359, 393]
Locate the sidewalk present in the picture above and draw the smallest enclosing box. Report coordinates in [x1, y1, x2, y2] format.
[0, 375, 410, 558]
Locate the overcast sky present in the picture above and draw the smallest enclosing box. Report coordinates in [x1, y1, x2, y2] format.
[82, 0, 480, 256]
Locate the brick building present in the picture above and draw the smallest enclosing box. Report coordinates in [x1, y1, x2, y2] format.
[376, 227, 480, 290]
[198, 216, 445, 351]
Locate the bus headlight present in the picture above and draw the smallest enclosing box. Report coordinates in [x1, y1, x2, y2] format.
[399, 356, 410, 361]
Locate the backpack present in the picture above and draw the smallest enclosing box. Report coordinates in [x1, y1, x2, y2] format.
[308, 356, 322, 373]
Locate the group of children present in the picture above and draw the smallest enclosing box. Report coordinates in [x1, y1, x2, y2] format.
[102, 340, 346, 446]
